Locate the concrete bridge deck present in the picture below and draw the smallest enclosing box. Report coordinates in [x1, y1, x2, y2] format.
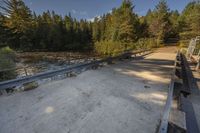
[0, 47, 177, 133]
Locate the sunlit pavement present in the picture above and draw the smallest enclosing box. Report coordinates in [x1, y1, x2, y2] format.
[0, 46, 177, 133]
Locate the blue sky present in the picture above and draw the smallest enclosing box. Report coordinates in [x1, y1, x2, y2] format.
[23, 0, 192, 20]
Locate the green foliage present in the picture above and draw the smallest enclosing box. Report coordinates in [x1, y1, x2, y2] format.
[169, 10, 180, 37]
[179, 1, 200, 40]
[146, 0, 173, 43]
[94, 0, 140, 56]
[1, 0, 33, 49]
[95, 41, 135, 56]
[0, 0, 199, 55]
[0, 14, 15, 48]
[29, 11, 93, 52]
[135, 38, 160, 49]
[115, 0, 139, 42]
[0, 47, 17, 81]
[1, 0, 92, 52]
[109, 1, 139, 42]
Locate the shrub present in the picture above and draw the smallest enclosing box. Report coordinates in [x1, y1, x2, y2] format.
[0, 46, 17, 81]
[135, 38, 160, 49]
[95, 41, 136, 56]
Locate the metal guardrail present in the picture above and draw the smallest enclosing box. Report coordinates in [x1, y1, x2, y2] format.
[158, 76, 175, 133]
[0, 49, 150, 90]
[158, 52, 200, 133]
[0, 49, 147, 73]
[179, 54, 200, 133]
[0, 57, 96, 73]
[158, 52, 178, 133]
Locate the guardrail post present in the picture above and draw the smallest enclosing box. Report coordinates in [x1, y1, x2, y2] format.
[24, 68, 28, 76]
[107, 57, 113, 64]
[0, 89, 7, 95]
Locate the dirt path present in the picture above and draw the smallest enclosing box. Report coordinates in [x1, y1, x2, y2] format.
[0, 46, 177, 133]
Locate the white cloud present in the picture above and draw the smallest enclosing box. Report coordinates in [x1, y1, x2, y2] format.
[87, 18, 95, 22]
[71, 9, 87, 16]
[87, 8, 112, 22]
[72, 9, 77, 14]
[87, 15, 101, 22]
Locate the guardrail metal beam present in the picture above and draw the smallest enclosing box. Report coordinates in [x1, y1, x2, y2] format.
[0, 50, 150, 90]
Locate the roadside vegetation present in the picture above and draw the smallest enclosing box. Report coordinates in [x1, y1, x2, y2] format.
[0, 0, 200, 55]
[0, 0, 199, 63]
[0, 47, 16, 81]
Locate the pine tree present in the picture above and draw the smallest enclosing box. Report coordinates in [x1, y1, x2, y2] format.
[117, 0, 139, 43]
[180, 1, 200, 36]
[169, 10, 180, 38]
[64, 13, 74, 48]
[1, 0, 33, 50]
[0, 15, 10, 47]
[149, 0, 171, 43]
[139, 17, 149, 38]
[92, 17, 101, 42]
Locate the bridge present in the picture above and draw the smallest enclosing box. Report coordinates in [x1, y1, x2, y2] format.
[0, 46, 200, 133]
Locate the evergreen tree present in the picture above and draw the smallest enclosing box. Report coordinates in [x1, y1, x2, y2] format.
[64, 13, 74, 48]
[0, 14, 9, 47]
[1, 0, 33, 50]
[169, 10, 180, 38]
[117, 0, 139, 43]
[180, 1, 200, 37]
[0, 0, 198, 54]
[148, 0, 171, 43]
[94, 0, 140, 54]
[92, 17, 101, 42]
[138, 17, 149, 38]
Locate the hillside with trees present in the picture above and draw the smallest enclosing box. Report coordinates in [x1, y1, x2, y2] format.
[0, 0, 200, 54]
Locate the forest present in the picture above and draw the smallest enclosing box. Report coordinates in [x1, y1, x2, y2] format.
[0, 0, 200, 55]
